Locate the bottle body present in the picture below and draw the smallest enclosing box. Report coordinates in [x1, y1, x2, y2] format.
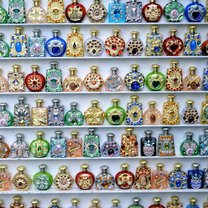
[202, 67, 208, 90]
[188, 168, 203, 189]
[199, 130, 208, 156]
[108, 1, 126, 23]
[126, 0, 142, 23]
[141, 132, 156, 156]
[0, 104, 13, 127]
[67, 136, 83, 157]
[0, 37, 9, 57]
[31, 106, 48, 126]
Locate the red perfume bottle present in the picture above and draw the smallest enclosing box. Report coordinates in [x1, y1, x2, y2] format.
[163, 29, 184, 56]
[65, 0, 86, 23]
[25, 65, 45, 92]
[202, 33, 208, 56]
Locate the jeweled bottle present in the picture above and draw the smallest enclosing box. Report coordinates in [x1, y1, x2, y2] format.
[10, 27, 27, 57]
[188, 163, 203, 189]
[49, 199, 61, 208]
[25, 65, 45, 92]
[184, 67, 201, 90]
[111, 199, 122, 208]
[126, 0, 142, 22]
[115, 163, 135, 189]
[108, 0, 125, 23]
[69, 199, 80, 208]
[186, 198, 200, 208]
[180, 132, 199, 156]
[149, 198, 166, 208]
[27, 0, 47, 23]
[184, 26, 202, 56]
[204, 168, 208, 188]
[28, 29, 46, 57]
[10, 196, 24, 208]
[0, 135, 10, 158]
[167, 196, 183, 208]
[105, 29, 125, 56]
[202, 33, 208, 56]
[45, 30, 66, 57]
[202, 64, 208, 90]
[0, 103, 13, 127]
[120, 128, 138, 157]
[89, 199, 101, 208]
[30, 199, 39, 208]
[0, 33, 9, 57]
[169, 163, 188, 189]
[201, 95, 208, 124]
[33, 164, 53, 190]
[83, 128, 101, 158]
[145, 26, 163, 56]
[50, 131, 66, 158]
[141, 130, 156, 156]
[199, 129, 208, 156]
[0, 164, 11, 191]
[0, 0, 7, 23]
[128, 197, 144, 208]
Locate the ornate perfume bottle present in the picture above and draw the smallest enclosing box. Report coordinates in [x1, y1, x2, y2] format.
[105, 29, 125, 56]
[10, 27, 27, 57]
[50, 131, 66, 158]
[184, 67, 201, 90]
[111, 199, 121, 208]
[149, 198, 165, 208]
[0, 1, 7, 23]
[30, 199, 40, 208]
[201, 95, 208, 124]
[126, 0, 142, 22]
[108, 0, 125, 23]
[0, 135, 10, 158]
[67, 131, 82, 157]
[202, 34, 208, 56]
[0, 164, 11, 191]
[83, 128, 101, 158]
[0, 103, 13, 127]
[199, 129, 208, 156]
[89, 199, 101, 208]
[202, 64, 208, 90]
[69, 199, 80, 208]
[0, 33, 9, 57]
[188, 163, 203, 189]
[167, 196, 183, 208]
[141, 130, 156, 156]
[204, 168, 208, 188]
[10, 196, 24, 208]
[186, 198, 200, 208]
[48, 199, 61, 208]
[128, 197, 144, 208]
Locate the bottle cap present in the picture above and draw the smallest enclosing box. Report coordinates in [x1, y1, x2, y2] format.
[33, 29, 41, 36]
[55, 130, 62, 137]
[12, 65, 21, 73]
[192, 162, 200, 169]
[174, 163, 182, 170]
[17, 165, 25, 172]
[50, 61, 58, 68]
[145, 130, 153, 137]
[131, 31, 139, 39]
[91, 199, 100, 206]
[91, 29, 98, 37]
[35, 99, 43, 107]
[171, 61, 178, 67]
[0, 135, 4, 142]
[131, 95, 139, 102]
[90, 65, 98, 73]
[70, 102, 78, 109]
[157, 163, 164, 171]
[91, 100, 99, 107]
[140, 160, 147, 167]
[81, 164, 89, 170]
[13, 195, 22, 202]
[31, 65, 39, 72]
[0, 33, 4, 40]
[51, 198, 59, 205]
[121, 163, 129, 170]
[189, 66, 196, 74]
[107, 133, 115, 141]
[59, 165, 67, 172]
[0, 102, 7, 109]
[18, 96, 25, 103]
[203, 128, 208, 135]
[170, 29, 177, 36]
[153, 197, 161, 204]
[36, 131, 44, 137]
[112, 199, 120, 206]
[15, 27, 23, 34]
[152, 64, 160, 72]
[31, 199, 39, 206]
[88, 128, 95, 135]
[189, 25, 196, 33]
[112, 29, 120, 36]
[0, 164, 7, 171]
[151, 25, 158, 33]
[72, 26, 79, 33]
[33, 0, 41, 6]
[16, 133, 24, 141]
[131, 64, 139, 71]
[132, 197, 140, 204]
[171, 196, 179, 204]
[69, 68, 77, 76]
[149, 101, 156, 108]
[39, 164, 47, 171]
[190, 198, 197, 206]
[71, 198, 79, 206]
[111, 67, 119, 75]
[52, 30, 60, 36]
[186, 100, 194, 107]
[126, 128, 133, 135]
[186, 131, 193, 140]
[168, 95, 175, 102]
[52, 99, 60, 105]
[71, 131, 78, 138]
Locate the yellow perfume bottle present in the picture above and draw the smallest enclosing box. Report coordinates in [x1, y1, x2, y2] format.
[201, 95, 208, 124]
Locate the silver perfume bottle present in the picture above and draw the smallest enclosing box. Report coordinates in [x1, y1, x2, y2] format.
[126, 0, 142, 22]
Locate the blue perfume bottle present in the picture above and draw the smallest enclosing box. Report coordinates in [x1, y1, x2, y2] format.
[199, 129, 208, 156]
[202, 64, 208, 90]
[204, 168, 208, 188]
[45, 30, 66, 57]
[184, 0, 206, 22]
[186, 198, 200, 208]
[108, 0, 126, 23]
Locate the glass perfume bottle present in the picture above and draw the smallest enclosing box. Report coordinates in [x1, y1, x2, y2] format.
[101, 133, 120, 157]
[106, 98, 126, 125]
[186, 198, 200, 208]
[27, 0, 47, 23]
[201, 95, 208, 124]
[89, 199, 101, 208]
[204, 168, 208, 188]
[0, 135, 10, 158]
[188, 163, 203, 189]
[127, 31, 143, 56]
[33, 164, 53, 190]
[145, 26, 163, 56]
[69, 199, 80, 208]
[28, 29, 46, 57]
[10, 196, 24, 208]
[95, 165, 115, 190]
[0, 33, 9, 57]
[50, 131, 66, 158]
[126, 0, 142, 22]
[45, 30, 67, 57]
[120, 128, 138, 157]
[108, 0, 125, 23]
[48, 99, 64, 126]
[49, 199, 61, 208]
[0, 164, 11, 191]
[75, 164, 95, 190]
[111, 199, 122, 208]
[128, 197, 144, 208]
[167, 196, 183, 208]
[31, 99, 48, 126]
[10, 133, 29, 158]
[149, 198, 165, 208]
[126, 95, 143, 125]
[182, 100, 199, 124]
[0, 103, 13, 127]
[84, 100, 105, 125]
[202, 64, 208, 90]
[184, 26, 202, 56]
[85, 29, 104, 57]
[30, 199, 40, 208]
[124, 64, 145, 91]
[184, 67, 201, 90]
[199, 129, 208, 156]
[0, 0, 7, 23]
[141, 130, 156, 156]
[151, 164, 168, 189]
[180, 132, 199, 156]
[164, 0, 184, 22]
[10, 27, 27, 57]
[115, 163, 135, 189]
[105, 29, 125, 56]
[83, 128, 101, 158]
[169, 163, 188, 189]
[64, 102, 84, 126]
[158, 127, 175, 156]
[202, 33, 208, 56]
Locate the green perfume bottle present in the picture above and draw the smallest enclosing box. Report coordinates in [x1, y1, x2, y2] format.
[0, 33, 9, 57]
[0, 0, 7, 23]
[0, 103, 13, 127]
[128, 197, 144, 208]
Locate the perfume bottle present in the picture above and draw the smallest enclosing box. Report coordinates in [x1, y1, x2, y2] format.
[145, 26, 163, 56]
[180, 132, 199, 156]
[10, 27, 27, 57]
[30, 131, 50, 158]
[106, 98, 126, 125]
[202, 64, 208, 90]
[10, 196, 24, 208]
[184, 26, 202, 56]
[67, 131, 83, 157]
[164, 0, 184, 22]
[126, 0, 142, 22]
[84, 100, 105, 125]
[204, 168, 208, 188]
[0, 33, 9, 57]
[120, 128, 138, 157]
[89, 199, 101, 208]
[28, 29, 46, 57]
[31, 99, 48, 126]
[95, 165, 115, 190]
[54, 166, 74, 190]
[27, 0, 47, 23]
[115, 163, 135, 189]
[83, 128, 101, 158]
[49, 199, 61, 208]
[12, 166, 32, 191]
[85, 29, 104, 56]
[50, 131, 66, 158]
[105, 29, 125, 56]
[149, 198, 166, 208]
[199, 129, 208, 156]
[202, 34, 208, 56]
[45, 30, 67, 57]
[0, 200, 4, 208]
[33, 164, 53, 190]
[108, 0, 126, 23]
[30, 199, 40, 208]
[111, 199, 122, 208]
[186, 198, 200, 208]
[10, 133, 29, 158]
[151, 163, 168, 189]
[141, 130, 156, 156]
[0, 164, 11, 191]
[201, 95, 208, 124]
[158, 127, 175, 156]
[75, 164, 95, 190]
[8, 0, 26, 23]
[0, 0, 7, 23]
[8, 65, 25, 92]
[64, 102, 84, 126]
[69, 199, 80, 208]
[169, 163, 188, 189]
[0, 103, 13, 127]
[167, 196, 183, 208]
[48, 99, 64, 126]
[25, 65, 45, 92]
[182, 100, 199, 124]
[87, 0, 107, 23]
[142, 0, 162, 22]
[184, 0, 206, 22]
[188, 163, 203, 189]
[128, 197, 144, 208]
[124, 64, 145, 91]
[0, 135, 10, 158]
[0, 69, 8, 92]
[126, 95, 143, 125]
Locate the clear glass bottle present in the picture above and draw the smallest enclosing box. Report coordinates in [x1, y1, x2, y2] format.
[188, 163, 203, 189]
[202, 64, 208, 90]
[0, 33, 9, 57]
[0, 135, 10, 158]
[48, 199, 61, 208]
[0, 0, 7, 23]
[0, 164, 11, 191]
[30, 199, 40, 208]
[10, 196, 24, 208]
[126, 0, 142, 23]
[199, 128, 208, 156]
[111, 199, 122, 208]
[0, 103, 13, 127]
[0, 69, 8, 92]
[141, 130, 156, 156]
[89, 199, 101, 208]
[69, 198, 80, 208]
[202, 33, 208, 56]
[201, 95, 208, 124]
[128, 197, 144, 208]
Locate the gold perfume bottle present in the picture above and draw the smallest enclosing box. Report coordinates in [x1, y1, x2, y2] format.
[0, 69, 8, 92]
[201, 95, 208, 124]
